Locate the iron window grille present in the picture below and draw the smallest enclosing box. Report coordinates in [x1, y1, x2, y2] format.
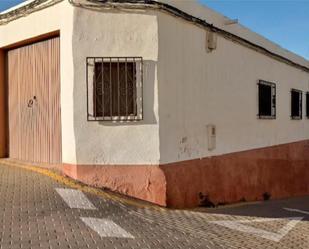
[291, 89, 302, 120]
[257, 80, 276, 119]
[87, 57, 143, 121]
[306, 92, 309, 118]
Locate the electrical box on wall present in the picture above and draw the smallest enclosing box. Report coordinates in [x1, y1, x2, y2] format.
[207, 124, 216, 151]
[206, 30, 217, 51]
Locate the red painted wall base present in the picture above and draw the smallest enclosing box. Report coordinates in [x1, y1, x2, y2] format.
[62, 164, 167, 206]
[63, 140, 309, 208]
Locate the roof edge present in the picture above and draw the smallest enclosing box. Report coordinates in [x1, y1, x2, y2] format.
[0, 0, 36, 14]
[1, 0, 309, 73]
[0, 0, 63, 25]
[121, 0, 309, 72]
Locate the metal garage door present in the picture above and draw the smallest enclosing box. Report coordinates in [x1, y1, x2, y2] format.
[7, 37, 61, 164]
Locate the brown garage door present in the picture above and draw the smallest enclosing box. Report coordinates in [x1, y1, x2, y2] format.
[7, 37, 61, 164]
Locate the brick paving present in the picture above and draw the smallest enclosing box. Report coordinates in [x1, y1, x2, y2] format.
[0, 163, 308, 249]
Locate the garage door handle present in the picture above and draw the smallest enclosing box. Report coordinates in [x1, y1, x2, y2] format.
[27, 96, 37, 108]
[27, 99, 33, 108]
[28, 99, 33, 108]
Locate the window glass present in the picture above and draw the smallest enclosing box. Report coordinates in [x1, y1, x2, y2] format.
[291, 89, 302, 119]
[86, 57, 143, 121]
[258, 80, 276, 119]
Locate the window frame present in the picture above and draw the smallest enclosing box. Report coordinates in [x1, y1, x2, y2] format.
[86, 57, 143, 122]
[257, 80, 276, 119]
[306, 92, 309, 119]
[290, 88, 302, 120]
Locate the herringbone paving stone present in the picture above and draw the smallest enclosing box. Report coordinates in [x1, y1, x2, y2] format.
[0, 164, 308, 249]
[129, 199, 309, 249]
[0, 165, 217, 249]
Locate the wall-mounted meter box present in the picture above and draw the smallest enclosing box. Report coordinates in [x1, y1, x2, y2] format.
[206, 31, 217, 51]
[206, 124, 216, 151]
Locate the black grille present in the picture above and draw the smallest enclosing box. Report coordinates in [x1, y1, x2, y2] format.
[87, 57, 143, 121]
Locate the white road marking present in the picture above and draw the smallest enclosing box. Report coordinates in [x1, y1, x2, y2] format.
[210, 216, 303, 242]
[55, 188, 97, 210]
[239, 218, 280, 223]
[80, 217, 135, 239]
[284, 207, 309, 215]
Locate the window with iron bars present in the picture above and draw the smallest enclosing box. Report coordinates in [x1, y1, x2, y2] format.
[87, 57, 143, 121]
[257, 80, 276, 119]
[291, 89, 302, 120]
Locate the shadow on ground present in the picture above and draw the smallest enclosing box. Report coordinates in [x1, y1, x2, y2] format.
[197, 195, 309, 221]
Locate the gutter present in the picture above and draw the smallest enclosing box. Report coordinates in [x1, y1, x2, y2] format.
[1, 0, 309, 73]
[87, 0, 309, 73]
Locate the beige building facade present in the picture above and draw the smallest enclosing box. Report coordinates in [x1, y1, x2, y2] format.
[0, 0, 308, 207]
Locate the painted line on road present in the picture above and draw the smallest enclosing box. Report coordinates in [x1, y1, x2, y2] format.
[55, 188, 97, 210]
[284, 207, 309, 215]
[239, 217, 281, 223]
[81, 217, 135, 239]
[210, 216, 303, 242]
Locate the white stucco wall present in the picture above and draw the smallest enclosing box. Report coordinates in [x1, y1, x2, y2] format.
[160, 0, 309, 69]
[157, 11, 309, 164]
[0, 1, 76, 164]
[0, 1, 66, 47]
[1, 0, 309, 166]
[0, 1, 160, 165]
[70, 7, 160, 165]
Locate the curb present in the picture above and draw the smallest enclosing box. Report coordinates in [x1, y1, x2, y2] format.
[0, 160, 166, 212]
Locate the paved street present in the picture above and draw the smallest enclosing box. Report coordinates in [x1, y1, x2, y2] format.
[0, 163, 308, 249]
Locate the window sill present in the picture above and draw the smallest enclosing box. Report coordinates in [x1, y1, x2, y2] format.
[88, 115, 143, 122]
[257, 115, 276, 120]
[291, 116, 302, 120]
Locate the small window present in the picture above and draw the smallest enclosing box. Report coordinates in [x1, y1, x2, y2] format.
[306, 92, 309, 118]
[258, 80, 276, 119]
[87, 57, 143, 121]
[291, 89, 302, 119]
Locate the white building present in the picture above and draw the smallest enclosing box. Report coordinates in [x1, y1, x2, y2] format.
[0, 0, 308, 208]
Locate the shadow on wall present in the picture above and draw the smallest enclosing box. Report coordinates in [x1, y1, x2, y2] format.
[72, 59, 158, 164]
[97, 60, 157, 126]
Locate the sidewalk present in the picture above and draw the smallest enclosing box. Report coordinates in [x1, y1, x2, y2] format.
[0, 162, 308, 249]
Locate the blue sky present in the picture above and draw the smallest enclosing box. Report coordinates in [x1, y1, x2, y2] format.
[1, 0, 308, 60]
[0, 0, 24, 12]
[200, 0, 309, 60]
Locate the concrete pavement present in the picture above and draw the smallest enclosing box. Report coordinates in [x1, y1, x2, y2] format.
[0, 162, 308, 249]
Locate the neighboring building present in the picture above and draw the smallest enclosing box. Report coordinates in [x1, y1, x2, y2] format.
[0, 0, 308, 208]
